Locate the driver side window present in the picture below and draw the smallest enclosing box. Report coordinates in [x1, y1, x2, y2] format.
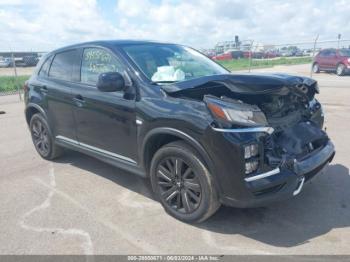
[81, 48, 123, 85]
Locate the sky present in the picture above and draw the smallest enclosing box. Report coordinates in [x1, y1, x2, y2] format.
[0, 0, 349, 51]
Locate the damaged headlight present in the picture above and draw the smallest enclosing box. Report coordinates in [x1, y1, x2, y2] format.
[205, 96, 268, 127]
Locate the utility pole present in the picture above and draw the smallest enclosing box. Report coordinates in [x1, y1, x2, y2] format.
[248, 40, 254, 73]
[338, 34, 342, 49]
[310, 34, 319, 78]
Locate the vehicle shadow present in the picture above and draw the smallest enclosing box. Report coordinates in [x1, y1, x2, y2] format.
[53, 150, 157, 201]
[54, 152, 350, 248]
[199, 163, 350, 247]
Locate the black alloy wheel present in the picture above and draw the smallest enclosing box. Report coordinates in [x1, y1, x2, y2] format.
[156, 157, 202, 214]
[150, 141, 220, 223]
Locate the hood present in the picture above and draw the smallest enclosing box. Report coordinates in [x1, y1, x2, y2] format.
[161, 73, 318, 96]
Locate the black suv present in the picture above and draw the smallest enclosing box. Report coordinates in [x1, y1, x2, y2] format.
[24, 40, 335, 223]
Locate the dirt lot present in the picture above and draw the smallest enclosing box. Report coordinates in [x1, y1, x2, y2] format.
[0, 64, 349, 255]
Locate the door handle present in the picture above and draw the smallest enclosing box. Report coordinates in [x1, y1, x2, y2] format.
[32, 84, 47, 92]
[73, 94, 85, 107]
[40, 85, 48, 93]
[74, 94, 84, 101]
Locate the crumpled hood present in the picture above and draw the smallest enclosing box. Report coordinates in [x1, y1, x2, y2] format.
[161, 73, 318, 95]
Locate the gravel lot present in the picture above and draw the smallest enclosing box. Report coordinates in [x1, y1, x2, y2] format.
[0, 64, 349, 255]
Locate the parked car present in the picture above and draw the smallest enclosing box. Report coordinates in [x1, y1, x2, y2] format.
[252, 51, 264, 59]
[0, 57, 13, 68]
[15, 55, 39, 67]
[24, 40, 335, 223]
[212, 52, 231, 61]
[263, 51, 278, 58]
[212, 50, 244, 61]
[313, 48, 350, 76]
[294, 50, 304, 57]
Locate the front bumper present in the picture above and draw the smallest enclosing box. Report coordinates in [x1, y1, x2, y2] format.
[227, 142, 334, 208]
[202, 125, 335, 208]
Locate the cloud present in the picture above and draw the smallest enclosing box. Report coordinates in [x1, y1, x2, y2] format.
[0, 0, 119, 50]
[0, 0, 349, 51]
[115, 0, 350, 48]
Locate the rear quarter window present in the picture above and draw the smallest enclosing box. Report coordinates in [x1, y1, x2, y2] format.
[49, 50, 80, 82]
[38, 56, 53, 77]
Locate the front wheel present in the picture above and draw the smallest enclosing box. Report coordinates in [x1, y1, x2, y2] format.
[150, 141, 220, 223]
[312, 63, 320, 73]
[336, 63, 345, 76]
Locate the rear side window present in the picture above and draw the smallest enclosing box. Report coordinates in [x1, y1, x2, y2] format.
[81, 48, 124, 85]
[328, 50, 336, 56]
[319, 50, 329, 57]
[49, 50, 80, 82]
[38, 56, 52, 77]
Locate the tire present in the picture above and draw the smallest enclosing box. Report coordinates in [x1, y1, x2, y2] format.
[150, 141, 220, 223]
[312, 63, 320, 73]
[29, 113, 63, 160]
[336, 63, 345, 76]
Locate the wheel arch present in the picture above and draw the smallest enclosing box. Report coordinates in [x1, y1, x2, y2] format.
[25, 103, 47, 126]
[141, 127, 216, 179]
[312, 61, 319, 68]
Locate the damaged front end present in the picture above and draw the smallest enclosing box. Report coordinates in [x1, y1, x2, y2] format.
[163, 73, 335, 204]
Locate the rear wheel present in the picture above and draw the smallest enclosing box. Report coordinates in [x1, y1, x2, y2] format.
[336, 63, 345, 76]
[30, 113, 63, 160]
[150, 141, 220, 223]
[312, 63, 320, 73]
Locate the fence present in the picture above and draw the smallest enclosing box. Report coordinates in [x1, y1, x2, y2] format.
[1, 37, 350, 101]
[0, 53, 42, 100]
[207, 37, 350, 75]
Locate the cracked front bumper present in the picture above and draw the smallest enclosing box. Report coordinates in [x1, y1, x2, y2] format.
[221, 141, 335, 208]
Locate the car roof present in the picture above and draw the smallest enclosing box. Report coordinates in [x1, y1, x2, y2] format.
[51, 40, 176, 54]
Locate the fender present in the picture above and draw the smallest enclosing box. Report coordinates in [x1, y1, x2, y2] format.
[25, 103, 48, 124]
[141, 127, 216, 178]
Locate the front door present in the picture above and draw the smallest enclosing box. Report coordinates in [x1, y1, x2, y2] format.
[72, 47, 138, 164]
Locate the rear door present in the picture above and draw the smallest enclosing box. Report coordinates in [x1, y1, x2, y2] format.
[317, 50, 328, 70]
[328, 49, 338, 70]
[72, 47, 138, 163]
[41, 49, 80, 140]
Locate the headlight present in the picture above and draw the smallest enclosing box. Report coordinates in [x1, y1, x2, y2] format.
[205, 96, 268, 127]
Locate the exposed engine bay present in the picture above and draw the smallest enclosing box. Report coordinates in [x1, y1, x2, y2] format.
[162, 73, 331, 174]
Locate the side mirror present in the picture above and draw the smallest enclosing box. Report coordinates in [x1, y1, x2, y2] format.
[97, 72, 125, 92]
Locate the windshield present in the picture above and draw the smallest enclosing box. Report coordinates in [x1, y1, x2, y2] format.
[122, 44, 229, 83]
[339, 49, 350, 57]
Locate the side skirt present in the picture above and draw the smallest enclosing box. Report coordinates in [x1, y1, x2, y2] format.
[55, 136, 146, 177]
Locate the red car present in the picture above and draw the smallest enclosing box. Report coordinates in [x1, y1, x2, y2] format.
[212, 51, 244, 61]
[312, 48, 350, 76]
